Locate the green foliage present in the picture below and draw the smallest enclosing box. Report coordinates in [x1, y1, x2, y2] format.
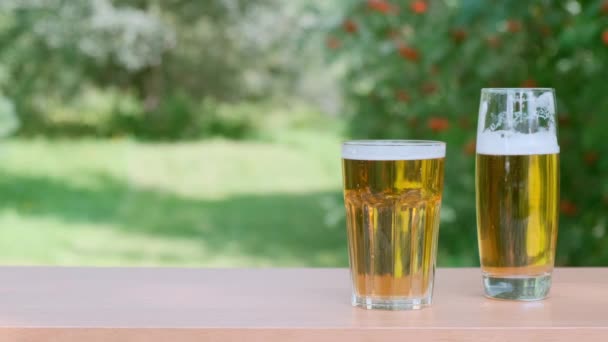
[328, 0, 608, 265]
[0, 0, 321, 139]
[112, 96, 265, 141]
[0, 93, 18, 137]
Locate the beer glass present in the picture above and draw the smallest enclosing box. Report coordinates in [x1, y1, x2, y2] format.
[342, 140, 446, 310]
[476, 88, 559, 300]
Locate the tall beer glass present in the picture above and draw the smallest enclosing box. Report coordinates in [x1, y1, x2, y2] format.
[476, 88, 559, 300]
[342, 140, 445, 310]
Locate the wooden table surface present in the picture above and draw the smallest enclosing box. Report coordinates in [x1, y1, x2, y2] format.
[0, 267, 607, 342]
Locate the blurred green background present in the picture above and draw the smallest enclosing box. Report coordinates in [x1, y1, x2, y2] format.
[0, 0, 606, 267]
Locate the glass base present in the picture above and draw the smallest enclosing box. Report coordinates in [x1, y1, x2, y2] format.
[352, 294, 431, 310]
[483, 273, 552, 301]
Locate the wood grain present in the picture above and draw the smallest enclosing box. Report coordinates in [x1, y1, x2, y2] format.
[0, 267, 606, 341]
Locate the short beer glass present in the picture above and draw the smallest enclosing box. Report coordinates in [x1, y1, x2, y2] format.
[476, 88, 559, 300]
[342, 140, 446, 310]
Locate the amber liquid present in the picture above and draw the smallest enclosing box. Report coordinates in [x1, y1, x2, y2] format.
[476, 153, 559, 277]
[343, 158, 444, 299]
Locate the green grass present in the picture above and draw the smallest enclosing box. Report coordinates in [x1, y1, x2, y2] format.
[0, 130, 479, 267]
[0, 132, 348, 266]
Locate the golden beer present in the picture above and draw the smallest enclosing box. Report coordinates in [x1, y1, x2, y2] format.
[476, 153, 559, 278]
[476, 87, 560, 300]
[342, 141, 445, 310]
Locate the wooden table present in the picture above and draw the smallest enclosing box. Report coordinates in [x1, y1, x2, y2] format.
[0, 267, 607, 341]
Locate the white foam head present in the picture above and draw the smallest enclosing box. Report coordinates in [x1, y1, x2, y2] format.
[476, 130, 559, 155]
[342, 140, 446, 160]
[477, 89, 560, 155]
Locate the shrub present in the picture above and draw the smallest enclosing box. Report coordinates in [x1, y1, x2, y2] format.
[327, 0, 608, 266]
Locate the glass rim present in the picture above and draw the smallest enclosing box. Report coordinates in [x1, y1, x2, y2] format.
[342, 139, 445, 147]
[481, 87, 555, 93]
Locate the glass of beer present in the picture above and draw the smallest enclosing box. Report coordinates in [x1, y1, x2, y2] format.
[476, 88, 559, 301]
[342, 140, 446, 310]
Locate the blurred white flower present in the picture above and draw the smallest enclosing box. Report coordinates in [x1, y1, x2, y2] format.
[3, 0, 175, 71]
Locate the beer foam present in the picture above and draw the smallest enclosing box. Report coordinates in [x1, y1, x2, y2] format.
[476, 130, 559, 155]
[342, 141, 446, 160]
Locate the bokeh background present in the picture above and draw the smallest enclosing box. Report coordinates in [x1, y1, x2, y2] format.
[0, 0, 606, 267]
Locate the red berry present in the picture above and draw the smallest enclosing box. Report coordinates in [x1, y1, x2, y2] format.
[584, 151, 599, 166]
[386, 29, 400, 39]
[428, 117, 449, 133]
[558, 113, 571, 126]
[486, 35, 501, 48]
[368, 0, 397, 14]
[451, 28, 467, 43]
[603, 29, 608, 45]
[601, 1, 608, 15]
[421, 82, 438, 95]
[396, 90, 410, 103]
[520, 79, 538, 88]
[464, 139, 476, 156]
[398, 45, 420, 62]
[506, 20, 522, 33]
[539, 25, 552, 37]
[410, 1, 428, 14]
[326, 37, 341, 50]
[343, 19, 358, 34]
[489, 81, 502, 87]
[458, 116, 471, 129]
[560, 200, 578, 216]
